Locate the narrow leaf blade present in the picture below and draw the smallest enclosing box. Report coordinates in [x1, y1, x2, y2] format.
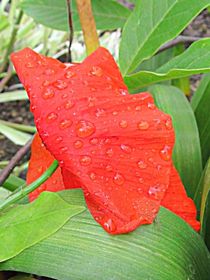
[119, 0, 210, 75]
[149, 85, 202, 198]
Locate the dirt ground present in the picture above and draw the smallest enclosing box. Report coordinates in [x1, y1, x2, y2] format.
[1, 9, 210, 165]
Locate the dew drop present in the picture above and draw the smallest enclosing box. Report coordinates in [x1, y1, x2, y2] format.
[165, 119, 172, 130]
[64, 100, 75, 110]
[90, 66, 103, 77]
[106, 148, 114, 157]
[135, 106, 141, 111]
[53, 80, 68, 89]
[62, 93, 68, 99]
[106, 165, 113, 172]
[160, 145, 171, 161]
[112, 111, 118, 116]
[103, 218, 116, 232]
[60, 146, 68, 152]
[42, 80, 50, 87]
[46, 112, 58, 122]
[42, 88, 55, 99]
[76, 120, 96, 138]
[95, 108, 106, 117]
[119, 120, 128, 128]
[90, 138, 98, 145]
[25, 62, 36, 68]
[59, 119, 72, 129]
[120, 144, 132, 154]
[89, 172, 96, 180]
[44, 68, 55, 76]
[55, 136, 63, 143]
[65, 70, 76, 79]
[137, 160, 147, 169]
[74, 140, 83, 149]
[148, 102, 155, 110]
[113, 173, 125, 185]
[80, 155, 92, 166]
[138, 121, 149, 130]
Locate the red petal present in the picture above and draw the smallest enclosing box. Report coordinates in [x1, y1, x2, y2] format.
[27, 133, 65, 201]
[12, 47, 198, 234]
[161, 166, 200, 231]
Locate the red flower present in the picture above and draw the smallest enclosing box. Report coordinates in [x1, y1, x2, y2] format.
[11, 47, 200, 234]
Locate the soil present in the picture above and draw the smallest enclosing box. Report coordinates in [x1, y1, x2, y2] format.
[1, 9, 210, 170]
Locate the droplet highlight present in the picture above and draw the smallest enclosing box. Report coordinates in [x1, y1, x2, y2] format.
[76, 120, 96, 138]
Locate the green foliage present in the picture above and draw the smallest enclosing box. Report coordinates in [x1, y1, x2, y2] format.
[20, 0, 130, 31]
[119, 0, 210, 76]
[149, 85, 202, 198]
[0, 190, 210, 280]
[0, 192, 85, 262]
[124, 39, 210, 90]
[191, 74, 210, 165]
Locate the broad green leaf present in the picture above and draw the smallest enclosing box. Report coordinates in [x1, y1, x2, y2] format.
[191, 73, 210, 165]
[124, 39, 210, 90]
[21, 0, 130, 31]
[0, 91, 28, 103]
[0, 192, 85, 262]
[149, 85, 202, 198]
[0, 14, 9, 31]
[1, 189, 209, 280]
[125, 39, 210, 91]
[0, 122, 31, 146]
[119, 0, 210, 75]
[0, 188, 11, 204]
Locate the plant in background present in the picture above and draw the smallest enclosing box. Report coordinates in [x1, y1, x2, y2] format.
[1, 0, 210, 279]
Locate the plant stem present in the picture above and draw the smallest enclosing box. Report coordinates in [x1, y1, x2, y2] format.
[75, 0, 99, 55]
[66, 0, 74, 62]
[0, 10, 23, 73]
[0, 137, 33, 186]
[0, 160, 59, 211]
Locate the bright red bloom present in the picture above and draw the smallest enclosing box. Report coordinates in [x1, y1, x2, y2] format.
[11, 47, 200, 234]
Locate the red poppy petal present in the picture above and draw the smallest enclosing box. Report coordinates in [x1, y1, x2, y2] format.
[12, 47, 195, 234]
[27, 133, 65, 201]
[161, 166, 200, 231]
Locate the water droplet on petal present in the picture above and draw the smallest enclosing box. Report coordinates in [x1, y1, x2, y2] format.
[119, 120, 128, 128]
[106, 165, 113, 172]
[64, 100, 75, 110]
[90, 138, 98, 145]
[120, 144, 132, 154]
[46, 112, 58, 122]
[62, 93, 68, 99]
[103, 218, 116, 232]
[112, 111, 118, 116]
[74, 140, 83, 149]
[89, 172, 96, 180]
[138, 121, 149, 130]
[44, 68, 55, 75]
[106, 148, 114, 157]
[59, 119, 72, 129]
[53, 80, 68, 90]
[25, 62, 36, 68]
[135, 106, 141, 111]
[90, 66, 103, 77]
[65, 70, 76, 79]
[55, 136, 63, 143]
[113, 173, 125, 185]
[76, 120, 96, 138]
[42, 88, 55, 99]
[60, 146, 68, 152]
[148, 102, 155, 110]
[80, 155, 92, 166]
[160, 145, 171, 161]
[137, 160, 147, 169]
[95, 108, 106, 117]
[165, 119, 172, 130]
[42, 80, 50, 87]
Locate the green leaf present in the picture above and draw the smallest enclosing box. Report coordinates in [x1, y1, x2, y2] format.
[149, 85, 202, 198]
[0, 120, 36, 134]
[191, 73, 210, 165]
[1, 189, 210, 280]
[196, 158, 210, 250]
[0, 192, 85, 262]
[124, 39, 210, 91]
[21, 0, 130, 31]
[0, 91, 28, 103]
[0, 170, 25, 192]
[0, 122, 31, 146]
[119, 0, 210, 75]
